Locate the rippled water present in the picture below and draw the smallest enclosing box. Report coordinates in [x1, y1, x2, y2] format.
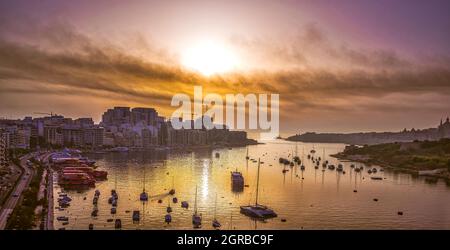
[53, 140, 450, 230]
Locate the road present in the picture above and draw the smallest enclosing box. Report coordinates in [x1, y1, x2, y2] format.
[42, 152, 54, 230]
[0, 153, 37, 229]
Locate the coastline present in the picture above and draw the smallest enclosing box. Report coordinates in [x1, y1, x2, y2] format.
[331, 152, 450, 183]
[81, 140, 261, 154]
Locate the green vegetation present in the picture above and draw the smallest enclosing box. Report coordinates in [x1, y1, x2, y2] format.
[6, 161, 45, 230]
[335, 139, 450, 172]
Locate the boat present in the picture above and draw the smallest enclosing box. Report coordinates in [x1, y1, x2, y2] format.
[92, 196, 98, 205]
[112, 199, 117, 207]
[215, 152, 220, 158]
[173, 197, 178, 203]
[231, 169, 244, 189]
[140, 166, 149, 201]
[336, 164, 343, 172]
[94, 190, 100, 196]
[169, 176, 175, 195]
[300, 165, 305, 171]
[88, 223, 94, 230]
[108, 197, 114, 204]
[165, 214, 172, 224]
[240, 159, 277, 219]
[372, 168, 378, 173]
[57, 216, 69, 221]
[115, 219, 122, 229]
[212, 193, 221, 228]
[167, 198, 173, 213]
[132, 210, 140, 221]
[371, 176, 383, 180]
[192, 185, 202, 228]
[111, 207, 116, 214]
[91, 208, 98, 217]
[181, 201, 189, 209]
[368, 169, 373, 174]
[354, 167, 361, 172]
[328, 164, 335, 170]
[350, 164, 355, 168]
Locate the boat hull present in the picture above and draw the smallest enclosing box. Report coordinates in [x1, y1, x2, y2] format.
[240, 205, 277, 219]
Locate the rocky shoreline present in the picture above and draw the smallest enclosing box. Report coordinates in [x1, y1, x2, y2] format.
[331, 141, 450, 184]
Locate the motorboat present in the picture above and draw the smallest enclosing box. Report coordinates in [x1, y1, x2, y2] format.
[140, 167, 149, 201]
[57, 216, 69, 221]
[231, 169, 244, 189]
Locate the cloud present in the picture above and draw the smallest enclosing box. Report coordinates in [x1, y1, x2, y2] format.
[0, 22, 449, 132]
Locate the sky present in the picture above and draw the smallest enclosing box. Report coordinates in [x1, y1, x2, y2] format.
[0, 0, 449, 136]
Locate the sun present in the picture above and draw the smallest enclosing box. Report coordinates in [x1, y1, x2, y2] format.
[181, 40, 239, 76]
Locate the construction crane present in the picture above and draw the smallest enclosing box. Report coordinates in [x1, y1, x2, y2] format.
[33, 112, 59, 117]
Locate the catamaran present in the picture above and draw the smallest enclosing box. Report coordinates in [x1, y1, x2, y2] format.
[240, 159, 277, 219]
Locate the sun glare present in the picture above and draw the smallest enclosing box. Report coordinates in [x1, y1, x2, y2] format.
[181, 40, 239, 76]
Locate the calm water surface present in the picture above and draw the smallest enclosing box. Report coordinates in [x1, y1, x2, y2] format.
[53, 141, 450, 229]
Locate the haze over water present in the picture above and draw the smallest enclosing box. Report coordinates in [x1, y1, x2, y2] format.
[53, 141, 450, 230]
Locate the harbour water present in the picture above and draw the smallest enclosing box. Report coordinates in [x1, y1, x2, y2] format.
[52, 140, 450, 229]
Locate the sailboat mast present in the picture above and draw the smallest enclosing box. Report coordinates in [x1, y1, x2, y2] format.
[194, 185, 198, 214]
[143, 166, 146, 192]
[115, 171, 117, 190]
[255, 158, 261, 206]
[214, 193, 217, 219]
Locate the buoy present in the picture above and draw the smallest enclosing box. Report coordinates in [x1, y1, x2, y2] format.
[353, 190, 357, 193]
[398, 211, 403, 215]
[373, 198, 378, 202]
[281, 218, 287, 222]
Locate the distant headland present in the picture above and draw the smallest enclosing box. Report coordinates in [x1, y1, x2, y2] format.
[286, 118, 450, 145]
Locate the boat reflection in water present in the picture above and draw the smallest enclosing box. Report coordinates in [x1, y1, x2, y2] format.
[53, 141, 450, 230]
[240, 159, 277, 219]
